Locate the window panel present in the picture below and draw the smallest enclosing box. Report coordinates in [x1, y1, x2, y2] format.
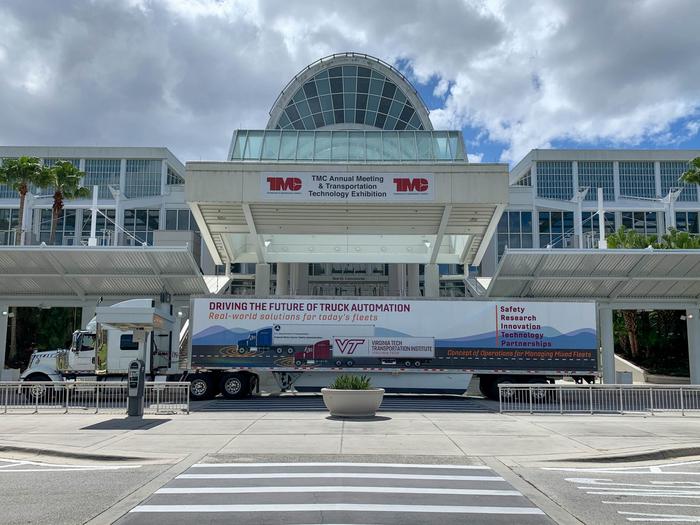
[84, 159, 120, 199]
[125, 159, 161, 198]
[619, 161, 655, 198]
[536, 161, 573, 200]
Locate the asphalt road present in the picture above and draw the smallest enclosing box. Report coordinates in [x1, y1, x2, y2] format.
[512, 458, 700, 524]
[0, 457, 168, 525]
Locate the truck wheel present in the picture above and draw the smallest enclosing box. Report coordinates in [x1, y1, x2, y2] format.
[528, 378, 551, 403]
[345, 359, 354, 367]
[189, 375, 216, 401]
[414, 361, 421, 367]
[220, 373, 249, 400]
[295, 359, 303, 367]
[23, 374, 57, 402]
[335, 360, 343, 367]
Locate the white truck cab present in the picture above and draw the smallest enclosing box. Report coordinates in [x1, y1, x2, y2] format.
[21, 299, 177, 384]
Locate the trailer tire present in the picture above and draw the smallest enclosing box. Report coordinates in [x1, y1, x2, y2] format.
[220, 373, 249, 400]
[295, 359, 303, 367]
[189, 375, 216, 401]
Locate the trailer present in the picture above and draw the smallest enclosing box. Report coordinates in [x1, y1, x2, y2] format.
[21, 296, 598, 401]
[186, 297, 598, 400]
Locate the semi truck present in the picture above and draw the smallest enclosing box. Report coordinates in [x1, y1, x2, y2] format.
[21, 296, 599, 401]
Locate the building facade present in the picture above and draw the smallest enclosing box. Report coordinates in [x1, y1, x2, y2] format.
[1, 54, 699, 297]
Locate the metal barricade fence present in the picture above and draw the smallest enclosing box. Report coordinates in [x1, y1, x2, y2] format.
[0, 381, 190, 415]
[499, 383, 700, 415]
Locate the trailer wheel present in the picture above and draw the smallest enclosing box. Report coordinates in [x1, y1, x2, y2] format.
[275, 348, 283, 355]
[220, 373, 249, 400]
[414, 361, 421, 367]
[295, 359, 303, 367]
[335, 360, 343, 367]
[345, 359, 354, 367]
[286, 347, 294, 355]
[404, 360, 412, 367]
[189, 375, 216, 401]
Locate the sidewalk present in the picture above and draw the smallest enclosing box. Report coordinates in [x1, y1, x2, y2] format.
[1, 402, 699, 466]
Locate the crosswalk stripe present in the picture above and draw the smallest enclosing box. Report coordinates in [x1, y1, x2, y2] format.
[177, 472, 504, 481]
[156, 486, 521, 496]
[130, 503, 545, 515]
[191, 462, 492, 470]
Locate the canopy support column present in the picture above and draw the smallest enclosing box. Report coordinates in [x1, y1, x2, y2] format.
[599, 305, 616, 383]
[407, 264, 420, 297]
[255, 263, 270, 297]
[276, 263, 289, 296]
[0, 304, 8, 374]
[424, 263, 440, 298]
[686, 307, 700, 384]
[81, 304, 96, 329]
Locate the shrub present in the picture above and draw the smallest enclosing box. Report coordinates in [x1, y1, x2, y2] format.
[328, 374, 372, 390]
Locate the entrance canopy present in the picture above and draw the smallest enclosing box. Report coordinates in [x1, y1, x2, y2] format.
[0, 246, 208, 299]
[187, 130, 508, 267]
[487, 249, 700, 302]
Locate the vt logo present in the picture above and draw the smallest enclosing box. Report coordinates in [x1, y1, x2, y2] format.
[334, 338, 366, 354]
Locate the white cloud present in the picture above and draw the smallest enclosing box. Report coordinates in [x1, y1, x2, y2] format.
[467, 153, 484, 163]
[0, 0, 697, 163]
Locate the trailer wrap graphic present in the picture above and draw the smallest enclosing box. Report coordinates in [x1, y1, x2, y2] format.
[190, 298, 597, 372]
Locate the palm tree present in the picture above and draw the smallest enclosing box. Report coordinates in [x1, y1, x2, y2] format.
[48, 161, 90, 245]
[0, 156, 52, 245]
[681, 157, 700, 185]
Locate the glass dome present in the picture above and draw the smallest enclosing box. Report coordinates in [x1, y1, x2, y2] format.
[267, 53, 433, 132]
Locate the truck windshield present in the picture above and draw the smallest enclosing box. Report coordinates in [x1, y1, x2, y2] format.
[80, 334, 96, 352]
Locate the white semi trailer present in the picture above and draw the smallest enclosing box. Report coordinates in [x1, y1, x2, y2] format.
[21, 296, 599, 401]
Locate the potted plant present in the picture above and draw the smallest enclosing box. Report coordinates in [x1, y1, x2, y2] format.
[321, 374, 385, 417]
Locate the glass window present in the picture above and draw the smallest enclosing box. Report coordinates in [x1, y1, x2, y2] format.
[243, 131, 264, 159]
[676, 212, 700, 234]
[578, 161, 614, 201]
[538, 211, 574, 248]
[123, 209, 159, 245]
[496, 211, 534, 259]
[661, 161, 698, 202]
[261, 131, 281, 160]
[125, 159, 161, 198]
[296, 132, 314, 160]
[536, 161, 573, 200]
[619, 161, 655, 198]
[84, 159, 120, 199]
[120, 335, 139, 351]
[348, 132, 365, 161]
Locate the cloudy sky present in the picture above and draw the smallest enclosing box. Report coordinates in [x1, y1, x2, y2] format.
[1, 0, 699, 164]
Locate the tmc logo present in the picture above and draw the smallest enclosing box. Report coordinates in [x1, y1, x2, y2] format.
[334, 338, 366, 355]
[393, 177, 429, 192]
[267, 176, 302, 192]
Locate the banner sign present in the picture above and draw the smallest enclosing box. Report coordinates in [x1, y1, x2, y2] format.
[191, 298, 597, 373]
[331, 337, 435, 359]
[260, 172, 435, 202]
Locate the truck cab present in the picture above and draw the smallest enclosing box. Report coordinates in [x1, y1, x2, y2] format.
[22, 299, 176, 383]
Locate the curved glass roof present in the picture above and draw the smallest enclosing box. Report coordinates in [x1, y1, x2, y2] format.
[229, 130, 467, 163]
[268, 53, 432, 132]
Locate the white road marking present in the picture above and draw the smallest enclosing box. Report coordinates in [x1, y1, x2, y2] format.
[177, 472, 504, 481]
[569, 477, 700, 488]
[156, 485, 521, 496]
[192, 462, 492, 470]
[587, 492, 700, 499]
[0, 457, 142, 472]
[604, 501, 700, 508]
[619, 510, 700, 522]
[130, 503, 544, 515]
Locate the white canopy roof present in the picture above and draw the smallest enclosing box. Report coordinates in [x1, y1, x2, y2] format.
[0, 246, 208, 298]
[487, 249, 700, 301]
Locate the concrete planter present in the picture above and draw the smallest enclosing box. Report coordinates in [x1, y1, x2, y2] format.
[321, 388, 385, 417]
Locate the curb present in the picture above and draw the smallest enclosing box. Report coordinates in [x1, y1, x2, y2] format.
[557, 446, 700, 464]
[0, 444, 145, 463]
